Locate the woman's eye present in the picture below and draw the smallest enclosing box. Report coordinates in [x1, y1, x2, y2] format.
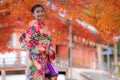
[40, 11, 44, 13]
[36, 11, 40, 13]
[41, 10, 44, 12]
[36, 10, 44, 13]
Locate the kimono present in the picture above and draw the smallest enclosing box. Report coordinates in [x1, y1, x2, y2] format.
[19, 20, 57, 80]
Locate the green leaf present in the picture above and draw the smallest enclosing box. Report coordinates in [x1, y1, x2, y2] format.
[84, 9, 90, 15]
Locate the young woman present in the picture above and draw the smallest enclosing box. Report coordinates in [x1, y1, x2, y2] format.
[19, 4, 58, 80]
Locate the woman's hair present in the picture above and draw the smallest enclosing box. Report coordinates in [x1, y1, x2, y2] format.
[31, 4, 45, 13]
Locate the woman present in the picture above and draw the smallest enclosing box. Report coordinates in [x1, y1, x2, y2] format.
[19, 4, 58, 80]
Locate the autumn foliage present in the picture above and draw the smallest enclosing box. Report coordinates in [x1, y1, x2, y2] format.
[0, 0, 120, 52]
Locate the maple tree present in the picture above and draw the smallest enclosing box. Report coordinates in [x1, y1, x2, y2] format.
[0, 0, 120, 52]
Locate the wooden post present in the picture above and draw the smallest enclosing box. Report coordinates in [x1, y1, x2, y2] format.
[107, 53, 110, 72]
[1, 70, 6, 80]
[114, 42, 118, 74]
[97, 44, 103, 70]
[66, 19, 73, 79]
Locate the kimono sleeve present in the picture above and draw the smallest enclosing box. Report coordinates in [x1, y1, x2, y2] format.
[19, 32, 26, 49]
[19, 24, 34, 49]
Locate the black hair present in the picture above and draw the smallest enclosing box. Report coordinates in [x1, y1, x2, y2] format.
[31, 4, 45, 13]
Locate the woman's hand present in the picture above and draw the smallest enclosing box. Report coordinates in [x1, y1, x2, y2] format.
[48, 49, 53, 56]
[45, 47, 49, 55]
[45, 47, 53, 56]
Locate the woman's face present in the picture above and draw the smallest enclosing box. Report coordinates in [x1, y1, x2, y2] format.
[33, 7, 45, 21]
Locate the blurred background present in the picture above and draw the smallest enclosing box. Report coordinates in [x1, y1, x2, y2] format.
[0, 0, 120, 80]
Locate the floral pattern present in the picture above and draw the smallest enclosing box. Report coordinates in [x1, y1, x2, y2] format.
[19, 20, 56, 80]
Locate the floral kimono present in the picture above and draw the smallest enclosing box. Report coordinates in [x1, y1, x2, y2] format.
[19, 20, 57, 80]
